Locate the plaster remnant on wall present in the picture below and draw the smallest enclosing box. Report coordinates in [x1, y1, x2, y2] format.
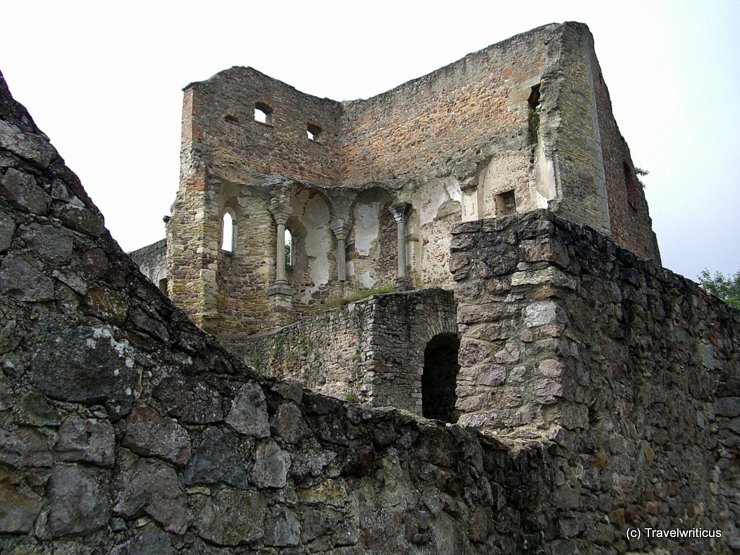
[532, 141, 557, 208]
[352, 201, 380, 256]
[461, 189, 479, 222]
[294, 191, 331, 303]
[416, 177, 462, 227]
[358, 270, 376, 288]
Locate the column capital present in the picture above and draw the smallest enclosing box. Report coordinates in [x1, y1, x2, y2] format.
[388, 202, 412, 223]
[269, 195, 293, 225]
[330, 218, 352, 241]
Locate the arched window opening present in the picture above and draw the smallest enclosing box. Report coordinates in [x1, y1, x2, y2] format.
[284, 228, 294, 267]
[422, 333, 460, 422]
[221, 212, 236, 252]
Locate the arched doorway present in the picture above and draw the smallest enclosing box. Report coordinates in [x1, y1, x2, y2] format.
[422, 333, 460, 422]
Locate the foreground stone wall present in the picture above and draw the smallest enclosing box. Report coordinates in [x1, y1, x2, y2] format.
[242, 289, 457, 414]
[451, 211, 739, 551]
[0, 69, 556, 555]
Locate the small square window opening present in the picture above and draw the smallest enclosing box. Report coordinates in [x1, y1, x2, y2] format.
[307, 123, 322, 142]
[254, 102, 273, 125]
[495, 190, 517, 216]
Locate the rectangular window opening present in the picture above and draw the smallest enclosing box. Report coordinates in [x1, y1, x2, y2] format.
[254, 102, 273, 125]
[307, 123, 322, 142]
[495, 190, 517, 216]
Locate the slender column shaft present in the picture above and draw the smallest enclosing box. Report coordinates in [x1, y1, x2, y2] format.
[276, 223, 287, 283]
[396, 218, 407, 279]
[388, 203, 412, 290]
[269, 195, 293, 288]
[330, 218, 352, 283]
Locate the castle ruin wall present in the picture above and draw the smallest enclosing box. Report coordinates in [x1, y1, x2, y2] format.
[242, 288, 457, 415]
[0, 70, 736, 553]
[128, 238, 167, 292]
[451, 210, 739, 550]
[0, 69, 551, 554]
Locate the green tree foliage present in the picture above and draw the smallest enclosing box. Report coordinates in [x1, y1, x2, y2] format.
[698, 270, 740, 309]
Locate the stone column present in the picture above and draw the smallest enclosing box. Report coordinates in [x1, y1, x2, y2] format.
[268, 196, 293, 305]
[388, 203, 412, 291]
[330, 218, 352, 282]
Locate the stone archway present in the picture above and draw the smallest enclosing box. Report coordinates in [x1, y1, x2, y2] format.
[422, 332, 460, 422]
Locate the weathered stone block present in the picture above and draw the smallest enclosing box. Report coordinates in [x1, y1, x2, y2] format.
[55, 414, 115, 466]
[251, 439, 291, 488]
[511, 267, 577, 290]
[15, 390, 61, 426]
[225, 382, 270, 438]
[31, 325, 134, 417]
[0, 468, 42, 533]
[0, 253, 55, 301]
[191, 488, 267, 546]
[273, 402, 306, 444]
[183, 427, 249, 488]
[715, 397, 740, 418]
[266, 506, 301, 547]
[0, 211, 15, 252]
[0, 167, 50, 214]
[122, 405, 191, 466]
[113, 457, 187, 534]
[523, 300, 568, 327]
[48, 464, 109, 537]
[154, 375, 223, 424]
[0, 120, 57, 167]
[22, 223, 74, 263]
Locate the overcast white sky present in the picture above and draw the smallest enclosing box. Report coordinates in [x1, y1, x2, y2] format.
[1, 0, 738, 281]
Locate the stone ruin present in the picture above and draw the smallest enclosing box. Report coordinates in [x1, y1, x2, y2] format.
[131, 21, 663, 416]
[1, 21, 738, 554]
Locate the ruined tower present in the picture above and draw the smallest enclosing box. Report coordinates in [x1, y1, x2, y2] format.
[130, 22, 659, 349]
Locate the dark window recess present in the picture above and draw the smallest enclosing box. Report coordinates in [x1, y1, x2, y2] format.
[495, 190, 517, 216]
[224, 114, 239, 124]
[254, 102, 273, 125]
[307, 123, 322, 142]
[623, 162, 639, 211]
[422, 333, 460, 423]
[158, 278, 168, 294]
[528, 84, 541, 143]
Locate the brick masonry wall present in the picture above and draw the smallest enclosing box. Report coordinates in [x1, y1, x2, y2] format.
[185, 67, 342, 186]
[590, 45, 662, 261]
[451, 210, 739, 552]
[242, 289, 457, 415]
[338, 25, 552, 186]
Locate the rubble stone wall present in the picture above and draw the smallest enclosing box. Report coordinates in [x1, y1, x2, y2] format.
[451, 210, 739, 552]
[128, 238, 167, 289]
[242, 288, 457, 414]
[0, 68, 556, 555]
[1, 70, 736, 553]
